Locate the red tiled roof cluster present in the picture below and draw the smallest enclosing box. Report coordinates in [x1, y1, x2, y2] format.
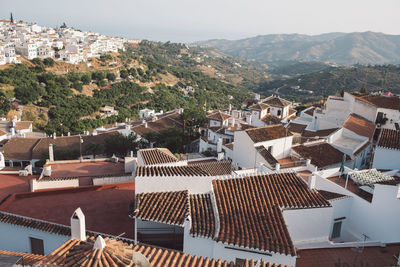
[0, 250, 45, 266]
[213, 173, 330, 256]
[190, 194, 215, 238]
[292, 142, 349, 168]
[377, 128, 400, 150]
[38, 235, 286, 267]
[134, 191, 189, 225]
[138, 148, 178, 165]
[207, 110, 231, 121]
[343, 114, 376, 140]
[245, 125, 292, 143]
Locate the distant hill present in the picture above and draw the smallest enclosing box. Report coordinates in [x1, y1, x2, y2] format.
[255, 65, 400, 103]
[195, 32, 400, 65]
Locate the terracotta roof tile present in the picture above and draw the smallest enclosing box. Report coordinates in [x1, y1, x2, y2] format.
[249, 103, 269, 111]
[138, 148, 178, 165]
[352, 94, 400, 110]
[207, 111, 231, 121]
[134, 191, 189, 225]
[0, 130, 7, 136]
[39, 235, 284, 267]
[261, 114, 281, 124]
[377, 128, 400, 150]
[317, 190, 349, 201]
[136, 165, 209, 177]
[304, 107, 315, 116]
[245, 125, 292, 143]
[189, 194, 215, 238]
[301, 128, 339, 138]
[262, 96, 291, 107]
[15, 121, 32, 131]
[286, 123, 307, 134]
[213, 172, 330, 255]
[131, 113, 183, 136]
[292, 142, 350, 168]
[224, 142, 234, 150]
[0, 250, 45, 265]
[191, 160, 233, 176]
[256, 146, 278, 166]
[1, 138, 40, 160]
[343, 114, 376, 140]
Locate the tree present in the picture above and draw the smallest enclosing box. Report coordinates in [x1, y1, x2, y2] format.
[106, 72, 116, 82]
[180, 106, 207, 138]
[340, 87, 345, 97]
[120, 69, 129, 79]
[60, 22, 67, 28]
[360, 85, 367, 94]
[0, 91, 10, 117]
[43, 57, 55, 67]
[80, 73, 91, 85]
[10, 13, 14, 23]
[85, 142, 104, 159]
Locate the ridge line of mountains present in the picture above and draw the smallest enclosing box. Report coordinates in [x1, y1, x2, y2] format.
[194, 31, 400, 65]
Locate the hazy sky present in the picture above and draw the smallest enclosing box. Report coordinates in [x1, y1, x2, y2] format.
[2, 0, 400, 43]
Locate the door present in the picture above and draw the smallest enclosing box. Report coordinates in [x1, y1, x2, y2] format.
[30, 237, 44, 255]
[331, 221, 342, 239]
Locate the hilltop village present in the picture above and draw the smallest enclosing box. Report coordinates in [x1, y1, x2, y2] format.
[0, 18, 399, 267]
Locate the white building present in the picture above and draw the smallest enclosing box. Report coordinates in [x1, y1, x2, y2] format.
[15, 42, 37, 59]
[232, 124, 293, 170]
[372, 128, 400, 170]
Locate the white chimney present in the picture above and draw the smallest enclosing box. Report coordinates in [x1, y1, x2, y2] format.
[231, 118, 235, 127]
[93, 236, 106, 250]
[92, 129, 97, 136]
[228, 104, 232, 114]
[67, 132, 70, 136]
[11, 127, 15, 136]
[309, 175, 316, 190]
[0, 152, 5, 170]
[71, 208, 86, 241]
[53, 132, 56, 139]
[144, 122, 148, 128]
[43, 164, 52, 176]
[217, 138, 223, 153]
[49, 144, 54, 162]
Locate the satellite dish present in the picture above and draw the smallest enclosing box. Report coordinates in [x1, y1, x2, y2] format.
[131, 251, 150, 267]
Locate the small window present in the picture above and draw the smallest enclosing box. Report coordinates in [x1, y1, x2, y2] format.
[30, 237, 44, 255]
[277, 110, 281, 116]
[331, 221, 342, 239]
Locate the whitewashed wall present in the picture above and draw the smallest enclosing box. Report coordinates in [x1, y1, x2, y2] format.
[372, 147, 400, 169]
[30, 179, 79, 192]
[0, 221, 69, 255]
[92, 175, 133, 185]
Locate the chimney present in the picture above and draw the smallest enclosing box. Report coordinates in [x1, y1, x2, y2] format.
[11, 127, 15, 136]
[0, 152, 5, 170]
[309, 175, 316, 190]
[53, 132, 56, 139]
[49, 144, 54, 162]
[144, 122, 148, 128]
[217, 138, 223, 153]
[93, 236, 106, 250]
[43, 164, 52, 176]
[67, 132, 70, 136]
[231, 118, 235, 127]
[71, 208, 86, 241]
[228, 104, 232, 114]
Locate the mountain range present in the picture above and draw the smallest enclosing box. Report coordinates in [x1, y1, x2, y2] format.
[194, 32, 400, 65]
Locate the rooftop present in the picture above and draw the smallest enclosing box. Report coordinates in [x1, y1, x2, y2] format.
[377, 128, 400, 150]
[0, 173, 39, 203]
[46, 160, 126, 180]
[213, 172, 330, 256]
[0, 183, 135, 238]
[131, 112, 183, 137]
[293, 142, 349, 168]
[206, 110, 231, 121]
[0, 250, 44, 266]
[286, 123, 307, 134]
[352, 93, 400, 110]
[296, 243, 400, 267]
[138, 147, 178, 165]
[190, 194, 215, 238]
[262, 96, 291, 107]
[245, 124, 292, 144]
[343, 114, 376, 140]
[15, 121, 32, 131]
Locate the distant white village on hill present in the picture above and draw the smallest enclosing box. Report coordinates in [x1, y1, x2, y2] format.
[0, 16, 140, 65]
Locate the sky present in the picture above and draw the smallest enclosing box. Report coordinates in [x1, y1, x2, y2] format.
[2, 0, 400, 43]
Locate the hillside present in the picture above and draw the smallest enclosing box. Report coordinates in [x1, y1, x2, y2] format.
[0, 41, 268, 135]
[195, 32, 400, 65]
[256, 64, 400, 103]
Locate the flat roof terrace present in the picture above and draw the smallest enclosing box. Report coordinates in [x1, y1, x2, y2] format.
[0, 183, 135, 239]
[0, 174, 39, 202]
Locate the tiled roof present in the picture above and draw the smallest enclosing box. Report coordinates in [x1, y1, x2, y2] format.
[0, 250, 44, 266]
[0, 211, 71, 236]
[207, 110, 231, 121]
[261, 114, 281, 124]
[0, 130, 7, 136]
[245, 125, 292, 143]
[189, 194, 215, 238]
[301, 128, 339, 138]
[262, 96, 291, 107]
[138, 148, 178, 165]
[353, 94, 400, 110]
[292, 142, 349, 168]
[224, 142, 234, 150]
[256, 146, 278, 166]
[192, 160, 233, 176]
[318, 190, 349, 201]
[1, 138, 40, 160]
[134, 191, 189, 226]
[131, 113, 183, 137]
[136, 165, 209, 177]
[15, 121, 32, 130]
[343, 114, 376, 140]
[242, 98, 259, 107]
[377, 128, 400, 150]
[303, 107, 315, 116]
[213, 172, 330, 255]
[39, 235, 283, 267]
[286, 123, 307, 134]
[249, 103, 269, 111]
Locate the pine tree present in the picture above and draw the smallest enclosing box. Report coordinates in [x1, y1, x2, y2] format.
[10, 12, 14, 23]
[360, 84, 367, 94]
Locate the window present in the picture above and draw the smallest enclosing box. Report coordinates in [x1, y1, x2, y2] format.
[277, 110, 281, 116]
[30, 237, 44, 255]
[331, 221, 342, 239]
